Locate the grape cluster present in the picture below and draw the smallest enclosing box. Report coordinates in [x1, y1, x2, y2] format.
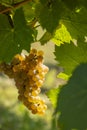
[0, 49, 49, 115]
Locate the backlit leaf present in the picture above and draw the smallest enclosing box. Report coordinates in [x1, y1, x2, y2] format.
[47, 87, 60, 108]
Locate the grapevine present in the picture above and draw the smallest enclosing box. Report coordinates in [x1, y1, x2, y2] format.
[0, 49, 49, 115]
[0, 0, 87, 129]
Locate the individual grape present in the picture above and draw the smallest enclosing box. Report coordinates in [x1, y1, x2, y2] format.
[28, 69, 35, 75]
[32, 109, 38, 114]
[37, 55, 43, 63]
[31, 84, 39, 90]
[28, 96, 35, 102]
[30, 48, 37, 54]
[36, 80, 44, 87]
[38, 50, 44, 56]
[31, 89, 40, 96]
[43, 104, 47, 110]
[38, 110, 45, 115]
[30, 103, 37, 110]
[24, 91, 29, 97]
[32, 74, 40, 81]
[11, 54, 24, 66]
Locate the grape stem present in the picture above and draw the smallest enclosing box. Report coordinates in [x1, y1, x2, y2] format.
[0, 0, 32, 14]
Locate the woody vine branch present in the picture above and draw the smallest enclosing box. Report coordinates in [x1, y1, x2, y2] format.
[0, 0, 32, 14]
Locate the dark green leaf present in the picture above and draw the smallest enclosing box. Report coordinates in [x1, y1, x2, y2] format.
[62, 7, 87, 41]
[0, 8, 34, 62]
[40, 31, 52, 45]
[35, 1, 64, 33]
[61, 0, 79, 10]
[57, 63, 87, 130]
[80, 0, 87, 8]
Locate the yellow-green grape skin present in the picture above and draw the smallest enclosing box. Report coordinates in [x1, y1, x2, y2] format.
[37, 56, 43, 63]
[28, 70, 34, 75]
[30, 49, 37, 54]
[36, 80, 43, 87]
[30, 103, 37, 110]
[31, 89, 40, 96]
[37, 88, 41, 93]
[31, 84, 38, 90]
[38, 110, 45, 115]
[0, 49, 49, 115]
[32, 109, 38, 114]
[37, 104, 43, 111]
[32, 75, 40, 81]
[38, 50, 44, 56]
[28, 96, 35, 102]
[43, 104, 47, 110]
[24, 91, 29, 97]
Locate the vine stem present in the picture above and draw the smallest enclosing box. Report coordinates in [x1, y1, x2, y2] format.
[0, 0, 32, 14]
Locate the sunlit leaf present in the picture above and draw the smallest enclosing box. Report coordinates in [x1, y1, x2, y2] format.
[47, 87, 60, 108]
[52, 24, 72, 46]
[57, 72, 70, 80]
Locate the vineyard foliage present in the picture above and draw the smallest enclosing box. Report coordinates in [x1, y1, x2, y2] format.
[0, 0, 87, 129]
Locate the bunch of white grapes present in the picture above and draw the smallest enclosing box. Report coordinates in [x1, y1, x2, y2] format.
[0, 49, 49, 115]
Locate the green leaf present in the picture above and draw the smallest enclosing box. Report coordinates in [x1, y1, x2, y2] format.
[62, 7, 87, 41]
[61, 0, 87, 10]
[23, 2, 35, 21]
[55, 40, 87, 75]
[40, 31, 52, 45]
[57, 72, 70, 80]
[57, 63, 87, 130]
[0, 8, 34, 62]
[47, 87, 60, 108]
[80, 0, 87, 8]
[52, 24, 72, 46]
[35, 1, 64, 33]
[61, 0, 79, 10]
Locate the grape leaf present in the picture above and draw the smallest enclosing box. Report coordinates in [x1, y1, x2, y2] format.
[62, 0, 87, 9]
[57, 72, 70, 81]
[61, 0, 79, 10]
[47, 87, 60, 108]
[57, 63, 87, 130]
[80, 0, 87, 8]
[0, 8, 34, 62]
[39, 31, 52, 45]
[35, 1, 64, 33]
[62, 7, 87, 41]
[52, 24, 72, 46]
[55, 40, 87, 75]
[23, 1, 35, 21]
